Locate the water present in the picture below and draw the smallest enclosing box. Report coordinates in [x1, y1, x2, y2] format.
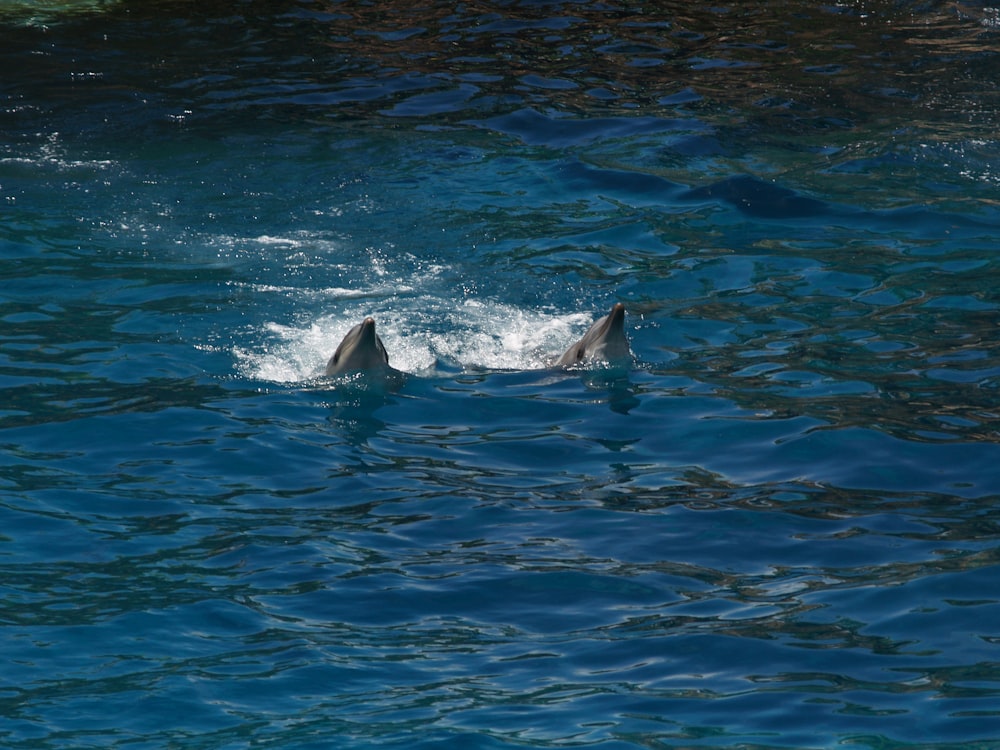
[2, 1, 1000, 747]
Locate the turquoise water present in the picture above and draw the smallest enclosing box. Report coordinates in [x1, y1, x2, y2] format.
[2, 2, 1000, 747]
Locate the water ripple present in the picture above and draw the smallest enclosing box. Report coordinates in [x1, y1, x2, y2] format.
[2, 2, 1000, 748]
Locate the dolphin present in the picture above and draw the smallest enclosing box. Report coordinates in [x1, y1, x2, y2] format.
[557, 302, 631, 367]
[325, 317, 394, 376]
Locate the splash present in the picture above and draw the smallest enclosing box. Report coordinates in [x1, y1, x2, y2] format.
[235, 299, 592, 383]
[225, 235, 598, 383]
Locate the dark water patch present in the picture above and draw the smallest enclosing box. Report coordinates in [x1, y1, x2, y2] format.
[4, 0, 1000, 143]
[681, 175, 832, 219]
[556, 158, 682, 204]
[472, 108, 698, 147]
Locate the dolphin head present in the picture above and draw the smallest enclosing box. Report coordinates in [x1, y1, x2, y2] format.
[557, 303, 631, 367]
[325, 317, 392, 376]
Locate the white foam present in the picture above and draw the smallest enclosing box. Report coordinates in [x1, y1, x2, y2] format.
[235, 299, 593, 383]
[433, 300, 591, 371]
[225, 237, 599, 383]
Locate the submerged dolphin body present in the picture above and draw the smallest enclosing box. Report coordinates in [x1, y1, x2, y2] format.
[325, 317, 394, 376]
[557, 303, 631, 367]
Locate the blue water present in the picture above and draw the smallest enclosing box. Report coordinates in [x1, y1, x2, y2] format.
[2, 2, 1000, 747]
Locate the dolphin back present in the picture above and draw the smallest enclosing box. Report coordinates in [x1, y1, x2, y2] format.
[325, 317, 392, 376]
[557, 303, 630, 367]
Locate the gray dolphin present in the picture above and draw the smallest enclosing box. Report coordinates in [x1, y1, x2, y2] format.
[557, 303, 631, 367]
[325, 317, 394, 376]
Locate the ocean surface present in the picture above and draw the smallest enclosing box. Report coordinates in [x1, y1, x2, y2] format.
[2, 1, 1000, 747]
